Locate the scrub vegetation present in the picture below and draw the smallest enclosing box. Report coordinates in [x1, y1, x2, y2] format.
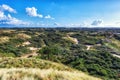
[0, 28, 120, 80]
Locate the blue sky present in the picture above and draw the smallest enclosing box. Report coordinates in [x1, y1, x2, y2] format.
[0, 0, 120, 27]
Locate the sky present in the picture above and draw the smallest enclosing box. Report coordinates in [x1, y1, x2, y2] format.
[0, 0, 120, 27]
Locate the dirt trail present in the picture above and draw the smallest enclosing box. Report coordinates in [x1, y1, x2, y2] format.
[86, 45, 92, 50]
[111, 50, 120, 58]
[21, 52, 38, 58]
[86, 46, 91, 50]
[112, 54, 120, 58]
[64, 33, 79, 44]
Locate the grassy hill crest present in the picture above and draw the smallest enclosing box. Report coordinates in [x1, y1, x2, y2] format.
[0, 58, 101, 80]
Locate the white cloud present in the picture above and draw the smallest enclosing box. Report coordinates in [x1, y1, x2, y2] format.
[0, 4, 29, 26]
[45, 15, 54, 19]
[26, 7, 54, 19]
[116, 22, 120, 25]
[5, 14, 29, 25]
[0, 4, 16, 13]
[0, 11, 6, 20]
[104, 22, 120, 27]
[91, 19, 103, 26]
[45, 15, 51, 19]
[0, 13, 29, 26]
[62, 20, 104, 28]
[26, 7, 43, 18]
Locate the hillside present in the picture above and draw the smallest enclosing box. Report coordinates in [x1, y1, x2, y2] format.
[0, 58, 101, 80]
[0, 58, 72, 70]
[0, 28, 120, 80]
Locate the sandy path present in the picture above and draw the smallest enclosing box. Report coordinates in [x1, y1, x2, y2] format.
[86, 45, 92, 50]
[65, 34, 79, 44]
[21, 52, 38, 58]
[112, 54, 120, 58]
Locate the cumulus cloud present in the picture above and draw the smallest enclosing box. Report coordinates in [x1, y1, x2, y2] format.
[0, 4, 29, 26]
[0, 4, 16, 13]
[45, 15, 51, 19]
[0, 13, 29, 26]
[91, 20, 103, 26]
[26, 7, 43, 18]
[5, 14, 29, 25]
[26, 7, 54, 19]
[0, 11, 6, 20]
[45, 15, 54, 19]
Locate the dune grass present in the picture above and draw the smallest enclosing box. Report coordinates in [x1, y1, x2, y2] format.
[0, 36, 9, 43]
[0, 58, 101, 80]
[0, 68, 101, 80]
[0, 58, 72, 71]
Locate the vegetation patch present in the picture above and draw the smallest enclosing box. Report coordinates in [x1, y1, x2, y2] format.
[0, 36, 9, 43]
[15, 33, 31, 40]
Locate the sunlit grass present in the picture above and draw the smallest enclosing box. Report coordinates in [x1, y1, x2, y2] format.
[0, 58, 101, 80]
[0, 36, 9, 43]
[105, 38, 120, 52]
[0, 68, 101, 80]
